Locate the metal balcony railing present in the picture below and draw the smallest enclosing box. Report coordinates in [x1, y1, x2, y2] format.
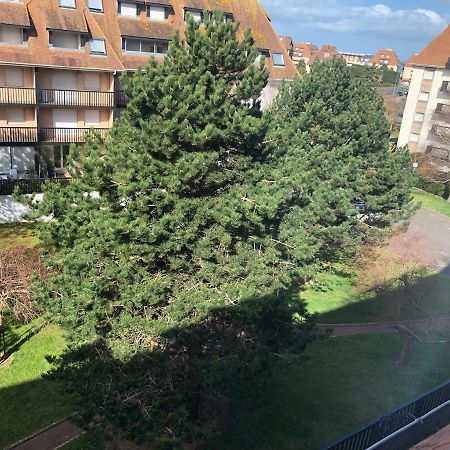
[0, 87, 36, 105]
[39, 89, 115, 108]
[115, 90, 128, 108]
[38, 127, 109, 143]
[0, 127, 38, 143]
[0, 127, 109, 144]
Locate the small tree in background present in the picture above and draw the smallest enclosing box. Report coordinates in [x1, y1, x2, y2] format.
[265, 58, 414, 265]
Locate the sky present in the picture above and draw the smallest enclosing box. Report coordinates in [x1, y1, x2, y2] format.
[259, 0, 450, 62]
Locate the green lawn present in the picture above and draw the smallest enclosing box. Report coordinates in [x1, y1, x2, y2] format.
[0, 223, 40, 249]
[413, 188, 450, 218]
[302, 268, 450, 324]
[220, 333, 450, 450]
[0, 321, 74, 448]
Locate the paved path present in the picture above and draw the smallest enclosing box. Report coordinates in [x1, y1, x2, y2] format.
[401, 209, 450, 276]
[317, 317, 450, 337]
[7, 419, 83, 450]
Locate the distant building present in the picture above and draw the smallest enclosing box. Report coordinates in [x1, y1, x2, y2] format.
[279, 36, 294, 59]
[292, 42, 318, 66]
[402, 54, 419, 82]
[370, 49, 400, 72]
[398, 25, 450, 160]
[339, 51, 372, 66]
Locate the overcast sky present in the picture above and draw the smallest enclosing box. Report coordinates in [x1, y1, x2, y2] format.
[259, 0, 449, 61]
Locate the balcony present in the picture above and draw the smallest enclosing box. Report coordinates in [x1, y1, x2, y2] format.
[38, 128, 110, 143]
[0, 127, 38, 143]
[437, 88, 450, 101]
[0, 127, 109, 144]
[39, 89, 115, 108]
[0, 87, 36, 105]
[428, 126, 450, 148]
[115, 90, 128, 108]
[432, 110, 450, 126]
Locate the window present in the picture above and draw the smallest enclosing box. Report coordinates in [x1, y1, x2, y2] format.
[147, 5, 168, 20]
[410, 133, 420, 143]
[118, 1, 138, 16]
[0, 146, 35, 174]
[4, 67, 24, 87]
[53, 145, 70, 170]
[424, 69, 434, 81]
[90, 38, 106, 55]
[0, 26, 26, 45]
[59, 0, 76, 8]
[184, 9, 203, 23]
[414, 112, 424, 122]
[6, 107, 25, 124]
[49, 30, 80, 49]
[418, 91, 429, 102]
[85, 109, 100, 125]
[84, 72, 101, 90]
[272, 52, 285, 67]
[88, 0, 103, 12]
[122, 37, 168, 54]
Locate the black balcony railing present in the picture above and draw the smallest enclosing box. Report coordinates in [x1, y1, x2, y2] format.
[115, 90, 128, 108]
[325, 380, 450, 450]
[0, 87, 36, 105]
[39, 89, 114, 107]
[0, 127, 38, 143]
[38, 127, 109, 143]
[0, 127, 109, 144]
[0, 178, 71, 196]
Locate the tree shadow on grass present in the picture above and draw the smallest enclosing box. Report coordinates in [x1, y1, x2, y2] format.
[44, 289, 316, 449]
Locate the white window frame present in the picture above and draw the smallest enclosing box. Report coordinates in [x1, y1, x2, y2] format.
[147, 5, 168, 21]
[122, 37, 169, 55]
[424, 69, 435, 81]
[89, 38, 106, 55]
[59, 0, 76, 8]
[118, 1, 138, 17]
[184, 8, 203, 23]
[414, 112, 424, 123]
[88, 0, 103, 12]
[418, 91, 429, 102]
[272, 52, 285, 67]
[0, 25, 27, 46]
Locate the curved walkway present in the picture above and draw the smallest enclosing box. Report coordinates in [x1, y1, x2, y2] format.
[317, 317, 450, 337]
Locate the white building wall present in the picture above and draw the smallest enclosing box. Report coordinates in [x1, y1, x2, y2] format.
[398, 66, 424, 149]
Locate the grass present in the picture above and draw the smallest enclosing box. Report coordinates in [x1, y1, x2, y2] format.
[0, 321, 74, 449]
[413, 188, 450, 218]
[220, 333, 450, 450]
[0, 223, 40, 249]
[301, 268, 450, 324]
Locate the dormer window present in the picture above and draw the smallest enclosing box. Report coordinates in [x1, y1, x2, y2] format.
[0, 25, 28, 46]
[59, 0, 76, 8]
[49, 30, 81, 50]
[88, 0, 103, 12]
[184, 8, 203, 23]
[272, 52, 285, 67]
[90, 38, 106, 55]
[118, 1, 140, 17]
[122, 36, 169, 55]
[147, 4, 170, 21]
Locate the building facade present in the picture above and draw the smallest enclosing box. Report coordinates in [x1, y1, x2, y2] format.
[398, 25, 450, 160]
[0, 0, 296, 179]
[369, 49, 400, 72]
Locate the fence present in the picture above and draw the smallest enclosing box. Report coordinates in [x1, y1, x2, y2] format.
[325, 380, 450, 450]
[0, 178, 71, 196]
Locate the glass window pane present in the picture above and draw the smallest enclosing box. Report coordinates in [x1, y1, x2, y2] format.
[88, 0, 103, 11]
[59, 0, 76, 7]
[125, 38, 140, 52]
[90, 39, 106, 54]
[141, 40, 153, 53]
[148, 6, 166, 20]
[272, 53, 285, 66]
[120, 2, 137, 16]
[0, 26, 23, 45]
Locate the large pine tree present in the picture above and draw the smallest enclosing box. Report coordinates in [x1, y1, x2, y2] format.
[32, 12, 314, 445]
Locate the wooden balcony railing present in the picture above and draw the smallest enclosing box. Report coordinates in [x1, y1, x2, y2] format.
[0, 87, 36, 105]
[39, 89, 115, 108]
[38, 127, 110, 143]
[0, 127, 38, 143]
[0, 127, 109, 144]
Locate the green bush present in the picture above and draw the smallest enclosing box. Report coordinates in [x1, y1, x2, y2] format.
[414, 174, 449, 200]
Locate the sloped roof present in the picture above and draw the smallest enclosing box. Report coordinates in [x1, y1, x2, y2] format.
[0, 3, 30, 28]
[0, 0, 297, 80]
[370, 49, 400, 67]
[411, 25, 450, 68]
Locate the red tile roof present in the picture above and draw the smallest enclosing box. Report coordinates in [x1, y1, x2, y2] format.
[370, 49, 400, 67]
[410, 25, 450, 68]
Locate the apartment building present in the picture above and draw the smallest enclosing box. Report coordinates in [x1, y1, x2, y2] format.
[398, 26, 450, 160]
[339, 51, 371, 67]
[370, 49, 400, 72]
[402, 54, 419, 83]
[291, 43, 338, 69]
[0, 0, 296, 179]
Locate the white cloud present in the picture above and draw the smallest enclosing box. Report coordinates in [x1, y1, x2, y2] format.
[261, 0, 447, 41]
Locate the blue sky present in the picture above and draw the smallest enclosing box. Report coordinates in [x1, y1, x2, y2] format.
[259, 0, 449, 61]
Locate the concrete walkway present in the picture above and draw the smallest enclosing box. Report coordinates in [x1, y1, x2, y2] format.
[7, 419, 83, 450]
[318, 317, 450, 337]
